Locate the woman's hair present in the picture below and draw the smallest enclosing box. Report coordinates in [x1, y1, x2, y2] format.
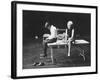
[67, 20, 73, 25]
[67, 20, 74, 29]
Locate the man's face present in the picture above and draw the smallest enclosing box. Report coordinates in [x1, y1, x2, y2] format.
[45, 22, 50, 30]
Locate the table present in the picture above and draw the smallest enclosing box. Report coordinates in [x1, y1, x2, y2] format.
[47, 39, 89, 64]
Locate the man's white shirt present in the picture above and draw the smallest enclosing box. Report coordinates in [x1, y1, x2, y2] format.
[48, 25, 57, 39]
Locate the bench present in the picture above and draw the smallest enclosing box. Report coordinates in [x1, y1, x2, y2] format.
[47, 39, 89, 64]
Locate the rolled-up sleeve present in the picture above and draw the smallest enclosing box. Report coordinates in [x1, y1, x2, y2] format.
[48, 26, 57, 39]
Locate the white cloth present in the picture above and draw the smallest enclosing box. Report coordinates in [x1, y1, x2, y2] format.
[48, 25, 57, 39]
[74, 40, 89, 44]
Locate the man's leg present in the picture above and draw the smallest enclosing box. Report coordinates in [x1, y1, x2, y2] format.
[42, 38, 57, 58]
[42, 40, 48, 57]
[38, 38, 57, 66]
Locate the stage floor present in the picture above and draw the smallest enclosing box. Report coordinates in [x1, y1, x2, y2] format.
[23, 39, 90, 69]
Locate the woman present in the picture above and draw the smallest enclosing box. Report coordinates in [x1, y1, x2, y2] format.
[66, 21, 74, 56]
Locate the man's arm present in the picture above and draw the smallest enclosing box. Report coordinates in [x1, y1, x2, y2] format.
[43, 34, 50, 38]
[47, 26, 57, 39]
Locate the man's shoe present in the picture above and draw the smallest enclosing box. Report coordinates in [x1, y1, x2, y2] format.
[32, 62, 38, 66]
[37, 62, 45, 66]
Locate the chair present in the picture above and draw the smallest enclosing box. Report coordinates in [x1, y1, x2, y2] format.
[44, 29, 68, 64]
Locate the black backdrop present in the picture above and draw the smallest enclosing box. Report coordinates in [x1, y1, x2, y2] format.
[23, 10, 90, 41]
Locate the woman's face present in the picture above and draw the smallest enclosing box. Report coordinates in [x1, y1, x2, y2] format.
[67, 21, 73, 29]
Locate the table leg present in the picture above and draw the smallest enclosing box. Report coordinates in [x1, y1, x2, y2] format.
[68, 43, 71, 56]
[50, 47, 54, 64]
[74, 46, 85, 61]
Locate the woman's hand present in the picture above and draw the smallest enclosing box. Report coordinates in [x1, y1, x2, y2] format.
[67, 38, 73, 43]
[68, 38, 72, 41]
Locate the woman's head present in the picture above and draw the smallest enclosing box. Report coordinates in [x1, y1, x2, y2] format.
[67, 21, 73, 29]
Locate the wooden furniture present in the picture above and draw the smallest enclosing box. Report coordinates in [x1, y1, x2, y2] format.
[43, 29, 89, 64]
[47, 39, 89, 64]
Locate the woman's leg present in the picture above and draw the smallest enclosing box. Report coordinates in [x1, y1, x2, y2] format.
[68, 40, 71, 56]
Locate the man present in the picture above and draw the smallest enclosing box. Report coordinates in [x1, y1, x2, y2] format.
[32, 21, 57, 66]
[41, 21, 57, 58]
[66, 21, 74, 56]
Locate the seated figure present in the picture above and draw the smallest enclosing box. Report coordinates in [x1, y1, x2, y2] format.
[42, 21, 57, 58]
[66, 20, 74, 56]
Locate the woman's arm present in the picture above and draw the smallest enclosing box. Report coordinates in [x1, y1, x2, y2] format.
[71, 29, 74, 39]
[65, 29, 68, 42]
[68, 29, 74, 41]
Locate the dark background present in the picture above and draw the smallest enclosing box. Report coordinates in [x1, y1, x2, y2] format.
[23, 10, 91, 69]
[23, 10, 91, 43]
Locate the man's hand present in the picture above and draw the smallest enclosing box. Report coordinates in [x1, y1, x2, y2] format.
[46, 37, 50, 40]
[43, 38, 50, 43]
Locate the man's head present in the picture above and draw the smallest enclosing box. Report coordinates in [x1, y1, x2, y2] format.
[67, 21, 73, 29]
[45, 21, 51, 30]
